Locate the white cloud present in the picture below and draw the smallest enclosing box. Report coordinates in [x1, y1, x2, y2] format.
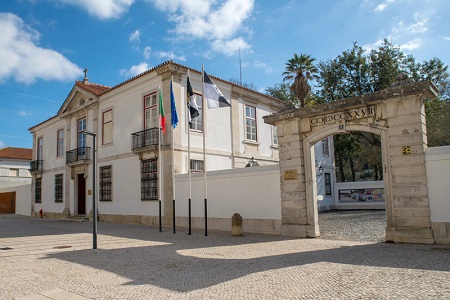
[211, 37, 250, 56]
[143, 46, 151, 60]
[150, 0, 254, 55]
[400, 38, 422, 51]
[57, 0, 134, 20]
[393, 14, 428, 35]
[155, 51, 186, 61]
[129, 29, 141, 42]
[253, 60, 273, 73]
[120, 62, 149, 77]
[444, 36, 450, 41]
[0, 140, 5, 148]
[0, 13, 83, 84]
[17, 110, 31, 116]
[375, 0, 395, 12]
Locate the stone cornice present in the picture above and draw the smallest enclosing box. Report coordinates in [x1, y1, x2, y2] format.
[264, 80, 438, 125]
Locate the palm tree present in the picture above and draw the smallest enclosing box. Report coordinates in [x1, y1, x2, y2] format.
[282, 53, 318, 107]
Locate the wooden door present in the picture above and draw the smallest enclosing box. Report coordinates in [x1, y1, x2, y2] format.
[77, 174, 86, 215]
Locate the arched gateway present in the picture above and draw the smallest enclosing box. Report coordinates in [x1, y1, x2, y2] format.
[264, 77, 438, 244]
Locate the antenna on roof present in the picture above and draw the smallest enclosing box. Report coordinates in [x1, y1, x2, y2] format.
[83, 68, 89, 83]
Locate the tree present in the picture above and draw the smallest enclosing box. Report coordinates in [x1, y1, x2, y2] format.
[264, 82, 299, 108]
[282, 53, 318, 107]
[314, 40, 450, 182]
[228, 77, 258, 91]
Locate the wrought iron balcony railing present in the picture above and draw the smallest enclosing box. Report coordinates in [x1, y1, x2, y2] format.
[30, 160, 43, 173]
[66, 147, 91, 165]
[131, 128, 160, 151]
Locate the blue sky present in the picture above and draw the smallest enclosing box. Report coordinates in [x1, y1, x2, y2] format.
[1, 0, 449, 149]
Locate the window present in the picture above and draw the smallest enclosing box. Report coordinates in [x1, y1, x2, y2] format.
[325, 173, 332, 195]
[9, 169, 19, 177]
[35, 178, 42, 203]
[245, 105, 257, 141]
[57, 129, 64, 157]
[189, 95, 203, 132]
[322, 138, 329, 156]
[100, 166, 112, 201]
[102, 110, 113, 145]
[78, 118, 86, 148]
[141, 159, 158, 200]
[144, 93, 158, 130]
[55, 174, 63, 202]
[190, 159, 204, 172]
[273, 126, 278, 146]
[37, 137, 43, 160]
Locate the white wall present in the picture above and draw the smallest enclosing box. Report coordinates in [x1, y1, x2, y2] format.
[34, 170, 66, 214]
[0, 184, 32, 216]
[175, 165, 281, 220]
[96, 156, 160, 216]
[426, 145, 450, 222]
[0, 159, 32, 188]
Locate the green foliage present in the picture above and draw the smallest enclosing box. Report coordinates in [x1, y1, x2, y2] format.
[282, 53, 318, 82]
[273, 39, 450, 183]
[425, 98, 450, 146]
[228, 77, 258, 91]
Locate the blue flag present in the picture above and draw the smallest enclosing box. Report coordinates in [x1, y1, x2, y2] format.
[170, 79, 178, 129]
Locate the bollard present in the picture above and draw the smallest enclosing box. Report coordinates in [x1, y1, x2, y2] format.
[231, 213, 243, 236]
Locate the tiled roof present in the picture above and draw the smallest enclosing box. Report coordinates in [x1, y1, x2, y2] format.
[0, 147, 32, 160]
[75, 81, 111, 96]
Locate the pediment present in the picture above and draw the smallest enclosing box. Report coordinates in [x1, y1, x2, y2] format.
[58, 85, 99, 117]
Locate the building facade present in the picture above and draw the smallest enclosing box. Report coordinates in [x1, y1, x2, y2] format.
[29, 61, 284, 223]
[0, 147, 32, 189]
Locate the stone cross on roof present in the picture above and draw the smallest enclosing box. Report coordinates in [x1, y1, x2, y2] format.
[83, 68, 89, 83]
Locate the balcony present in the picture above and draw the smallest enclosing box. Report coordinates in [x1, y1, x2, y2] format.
[30, 160, 43, 173]
[66, 147, 91, 165]
[131, 128, 160, 152]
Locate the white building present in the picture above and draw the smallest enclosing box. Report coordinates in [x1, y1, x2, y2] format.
[0, 147, 32, 189]
[28, 61, 284, 222]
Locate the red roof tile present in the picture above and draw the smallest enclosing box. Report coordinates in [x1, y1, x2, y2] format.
[75, 81, 111, 96]
[0, 147, 32, 160]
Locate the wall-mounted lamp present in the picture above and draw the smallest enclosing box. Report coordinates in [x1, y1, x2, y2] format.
[317, 165, 324, 177]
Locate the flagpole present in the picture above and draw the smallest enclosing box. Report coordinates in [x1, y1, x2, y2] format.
[158, 85, 162, 232]
[202, 64, 208, 237]
[171, 76, 176, 234]
[187, 70, 192, 235]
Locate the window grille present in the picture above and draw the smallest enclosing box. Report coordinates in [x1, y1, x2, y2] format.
[190, 159, 204, 172]
[141, 159, 158, 200]
[55, 174, 63, 202]
[325, 173, 332, 195]
[35, 178, 42, 203]
[100, 166, 112, 201]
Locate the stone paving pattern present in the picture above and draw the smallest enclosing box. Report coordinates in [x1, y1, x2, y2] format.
[1, 212, 449, 299]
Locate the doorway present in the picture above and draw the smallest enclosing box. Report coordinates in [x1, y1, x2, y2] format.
[77, 174, 86, 215]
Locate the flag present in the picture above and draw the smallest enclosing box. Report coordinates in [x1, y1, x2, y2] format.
[170, 79, 178, 129]
[186, 76, 199, 122]
[159, 87, 166, 134]
[203, 71, 231, 109]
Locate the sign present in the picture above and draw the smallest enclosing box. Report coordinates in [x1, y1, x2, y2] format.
[310, 105, 375, 126]
[402, 146, 411, 155]
[284, 170, 298, 180]
[88, 189, 92, 195]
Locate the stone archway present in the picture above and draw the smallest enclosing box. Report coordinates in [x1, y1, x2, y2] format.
[264, 78, 438, 244]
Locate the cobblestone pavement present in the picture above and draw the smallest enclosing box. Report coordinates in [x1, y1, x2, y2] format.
[319, 210, 386, 243]
[1, 213, 449, 300]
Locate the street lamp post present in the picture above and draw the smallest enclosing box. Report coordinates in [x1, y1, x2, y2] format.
[83, 131, 97, 249]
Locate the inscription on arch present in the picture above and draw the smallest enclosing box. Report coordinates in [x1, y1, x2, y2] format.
[310, 105, 376, 126]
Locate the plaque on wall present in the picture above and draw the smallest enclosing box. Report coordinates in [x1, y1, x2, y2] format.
[284, 170, 298, 180]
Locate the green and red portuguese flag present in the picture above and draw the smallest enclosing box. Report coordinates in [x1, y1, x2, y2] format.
[159, 87, 166, 134]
